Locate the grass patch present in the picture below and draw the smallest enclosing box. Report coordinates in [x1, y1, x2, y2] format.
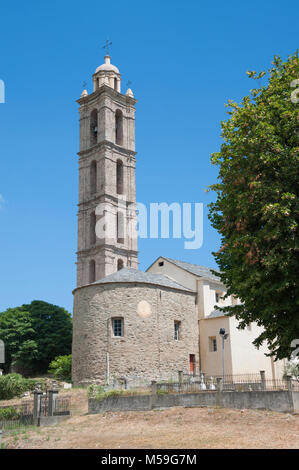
[88, 385, 151, 401]
[157, 389, 168, 395]
[88, 386, 124, 401]
[3, 425, 38, 435]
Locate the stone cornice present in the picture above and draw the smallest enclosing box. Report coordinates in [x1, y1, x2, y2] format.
[77, 246, 138, 257]
[77, 84, 137, 107]
[77, 140, 137, 159]
[77, 193, 137, 209]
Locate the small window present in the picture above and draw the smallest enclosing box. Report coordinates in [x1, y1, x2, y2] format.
[117, 259, 124, 271]
[112, 318, 123, 337]
[90, 109, 98, 146]
[117, 211, 125, 244]
[115, 109, 123, 145]
[116, 160, 124, 195]
[215, 291, 223, 303]
[209, 337, 217, 352]
[174, 321, 181, 341]
[90, 160, 97, 194]
[89, 260, 96, 283]
[90, 211, 96, 245]
[158, 261, 164, 267]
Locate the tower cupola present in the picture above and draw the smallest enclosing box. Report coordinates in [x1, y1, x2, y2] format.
[92, 55, 121, 93]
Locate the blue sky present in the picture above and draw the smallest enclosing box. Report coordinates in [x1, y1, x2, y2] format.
[0, 0, 297, 313]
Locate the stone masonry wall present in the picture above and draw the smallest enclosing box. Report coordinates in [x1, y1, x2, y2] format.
[72, 282, 198, 386]
[76, 86, 138, 287]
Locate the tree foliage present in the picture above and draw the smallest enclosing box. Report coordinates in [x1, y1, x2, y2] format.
[0, 373, 42, 400]
[0, 300, 72, 373]
[208, 53, 299, 360]
[48, 354, 72, 382]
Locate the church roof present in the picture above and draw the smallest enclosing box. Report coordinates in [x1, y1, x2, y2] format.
[156, 257, 221, 282]
[207, 309, 228, 319]
[90, 267, 193, 293]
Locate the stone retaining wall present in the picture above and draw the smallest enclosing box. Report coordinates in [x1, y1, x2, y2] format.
[89, 390, 299, 414]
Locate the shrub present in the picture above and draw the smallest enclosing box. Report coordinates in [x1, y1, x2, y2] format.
[0, 406, 20, 420]
[48, 354, 72, 382]
[0, 373, 40, 400]
[283, 361, 299, 379]
[157, 389, 168, 395]
[88, 385, 124, 401]
[88, 384, 105, 399]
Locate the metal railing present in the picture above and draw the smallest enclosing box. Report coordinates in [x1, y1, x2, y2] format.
[157, 372, 299, 394]
[0, 400, 35, 432]
[53, 395, 71, 416]
[0, 391, 71, 435]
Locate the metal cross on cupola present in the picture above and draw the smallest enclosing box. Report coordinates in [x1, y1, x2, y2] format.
[102, 38, 112, 56]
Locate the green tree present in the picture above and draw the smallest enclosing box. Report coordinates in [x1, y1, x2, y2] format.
[0, 300, 72, 373]
[208, 52, 299, 360]
[48, 355, 72, 382]
[0, 309, 38, 371]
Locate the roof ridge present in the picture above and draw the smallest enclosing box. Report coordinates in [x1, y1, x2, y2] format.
[164, 257, 220, 273]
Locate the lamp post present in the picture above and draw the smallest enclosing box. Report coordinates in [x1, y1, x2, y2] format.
[219, 328, 229, 381]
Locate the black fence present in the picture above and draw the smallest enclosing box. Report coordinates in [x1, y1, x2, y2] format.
[0, 400, 34, 432]
[0, 392, 71, 433]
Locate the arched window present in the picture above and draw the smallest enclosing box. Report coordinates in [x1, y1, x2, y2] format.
[89, 260, 96, 283]
[117, 259, 124, 271]
[90, 211, 96, 245]
[117, 211, 124, 244]
[116, 160, 124, 195]
[115, 109, 123, 145]
[90, 160, 97, 194]
[90, 109, 98, 146]
[114, 78, 118, 91]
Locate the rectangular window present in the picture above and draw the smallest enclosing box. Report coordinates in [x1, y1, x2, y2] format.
[112, 318, 123, 337]
[209, 336, 217, 352]
[215, 291, 223, 303]
[174, 321, 181, 341]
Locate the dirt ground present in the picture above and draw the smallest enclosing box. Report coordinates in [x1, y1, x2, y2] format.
[2, 388, 299, 449]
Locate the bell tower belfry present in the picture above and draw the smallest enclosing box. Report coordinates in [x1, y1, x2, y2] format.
[76, 54, 138, 287]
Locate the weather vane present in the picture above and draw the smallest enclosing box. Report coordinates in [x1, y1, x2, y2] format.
[82, 81, 87, 89]
[126, 80, 132, 88]
[102, 38, 112, 56]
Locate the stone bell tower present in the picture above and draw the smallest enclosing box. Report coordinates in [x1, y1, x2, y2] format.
[76, 54, 138, 287]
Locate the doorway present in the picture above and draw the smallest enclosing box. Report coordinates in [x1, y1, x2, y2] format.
[189, 354, 196, 375]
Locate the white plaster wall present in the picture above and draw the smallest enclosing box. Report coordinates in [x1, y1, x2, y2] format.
[228, 316, 286, 379]
[147, 258, 197, 291]
[199, 316, 232, 376]
[201, 281, 232, 318]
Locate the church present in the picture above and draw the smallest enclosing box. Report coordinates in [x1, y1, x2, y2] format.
[71, 54, 285, 387]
